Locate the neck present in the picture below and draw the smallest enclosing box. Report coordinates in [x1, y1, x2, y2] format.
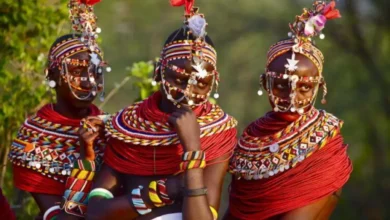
[272, 105, 314, 122]
[53, 96, 91, 119]
[159, 96, 177, 114]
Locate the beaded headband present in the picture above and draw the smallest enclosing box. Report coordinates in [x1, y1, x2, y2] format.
[266, 0, 340, 74]
[267, 39, 324, 75]
[153, 0, 220, 107]
[259, 1, 341, 114]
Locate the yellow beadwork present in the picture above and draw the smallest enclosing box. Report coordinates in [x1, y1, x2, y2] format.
[210, 206, 218, 220]
[148, 181, 164, 207]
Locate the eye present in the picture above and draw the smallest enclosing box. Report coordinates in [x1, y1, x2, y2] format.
[73, 70, 81, 76]
[276, 83, 286, 89]
[198, 82, 206, 88]
[176, 78, 184, 84]
[300, 85, 312, 92]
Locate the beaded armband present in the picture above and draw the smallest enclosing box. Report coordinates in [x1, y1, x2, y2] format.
[88, 188, 114, 200]
[131, 185, 152, 215]
[43, 205, 61, 220]
[60, 158, 98, 217]
[156, 179, 175, 205]
[179, 150, 206, 171]
[210, 206, 218, 220]
[148, 178, 176, 208]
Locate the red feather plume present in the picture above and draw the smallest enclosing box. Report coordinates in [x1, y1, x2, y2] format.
[170, 0, 194, 15]
[323, 1, 341, 20]
[78, 0, 101, 6]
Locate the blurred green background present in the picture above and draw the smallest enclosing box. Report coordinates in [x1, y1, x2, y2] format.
[0, 0, 389, 219]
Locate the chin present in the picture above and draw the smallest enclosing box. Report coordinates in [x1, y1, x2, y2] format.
[71, 98, 95, 109]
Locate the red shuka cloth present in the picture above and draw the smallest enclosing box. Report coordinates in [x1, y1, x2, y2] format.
[227, 112, 352, 219]
[13, 104, 101, 196]
[0, 188, 15, 220]
[104, 92, 237, 176]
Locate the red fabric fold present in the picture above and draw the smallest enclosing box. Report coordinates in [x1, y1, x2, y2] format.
[104, 92, 237, 176]
[13, 104, 101, 196]
[227, 112, 352, 219]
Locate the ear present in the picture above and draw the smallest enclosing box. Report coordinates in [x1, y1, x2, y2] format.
[260, 73, 267, 91]
[46, 66, 62, 85]
[154, 62, 162, 82]
[319, 77, 325, 87]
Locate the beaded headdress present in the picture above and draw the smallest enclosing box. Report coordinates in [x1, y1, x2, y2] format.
[47, 0, 111, 101]
[259, 1, 341, 114]
[153, 0, 219, 107]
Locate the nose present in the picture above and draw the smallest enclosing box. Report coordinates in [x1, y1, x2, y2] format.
[79, 71, 94, 90]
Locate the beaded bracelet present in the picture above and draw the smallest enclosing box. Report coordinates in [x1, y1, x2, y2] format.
[182, 150, 205, 161]
[43, 205, 61, 220]
[156, 179, 174, 205]
[73, 159, 97, 172]
[88, 188, 114, 200]
[183, 187, 208, 197]
[65, 177, 93, 193]
[70, 168, 95, 181]
[149, 181, 165, 207]
[210, 206, 218, 220]
[61, 199, 87, 218]
[131, 185, 152, 215]
[179, 159, 206, 170]
[64, 189, 88, 205]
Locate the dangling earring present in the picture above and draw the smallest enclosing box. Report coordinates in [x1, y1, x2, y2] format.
[257, 74, 265, 96]
[48, 80, 56, 88]
[213, 81, 220, 99]
[321, 81, 328, 104]
[152, 62, 160, 86]
[257, 88, 263, 96]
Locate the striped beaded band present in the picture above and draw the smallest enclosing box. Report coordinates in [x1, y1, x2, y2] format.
[131, 185, 152, 215]
[73, 159, 97, 172]
[49, 37, 102, 69]
[157, 179, 174, 205]
[162, 40, 217, 66]
[65, 177, 93, 193]
[266, 39, 324, 74]
[43, 205, 61, 220]
[64, 189, 88, 205]
[182, 150, 205, 161]
[148, 181, 165, 207]
[88, 188, 114, 200]
[180, 159, 206, 171]
[70, 168, 95, 181]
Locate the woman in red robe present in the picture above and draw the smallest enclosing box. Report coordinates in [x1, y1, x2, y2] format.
[225, 1, 352, 219]
[9, 1, 109, 219]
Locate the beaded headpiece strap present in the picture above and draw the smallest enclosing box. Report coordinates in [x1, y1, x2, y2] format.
[153, 0, 220, 107]
[259, 0, 341, 114]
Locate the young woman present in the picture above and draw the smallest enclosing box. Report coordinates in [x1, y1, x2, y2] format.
[226, 1, 352, 219]
[9, 0, 109, 219]
[84, 1, 237, 219]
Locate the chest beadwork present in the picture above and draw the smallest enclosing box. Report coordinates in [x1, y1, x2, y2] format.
[9, 115, 105, 183]
[230, 110, 341, 180]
